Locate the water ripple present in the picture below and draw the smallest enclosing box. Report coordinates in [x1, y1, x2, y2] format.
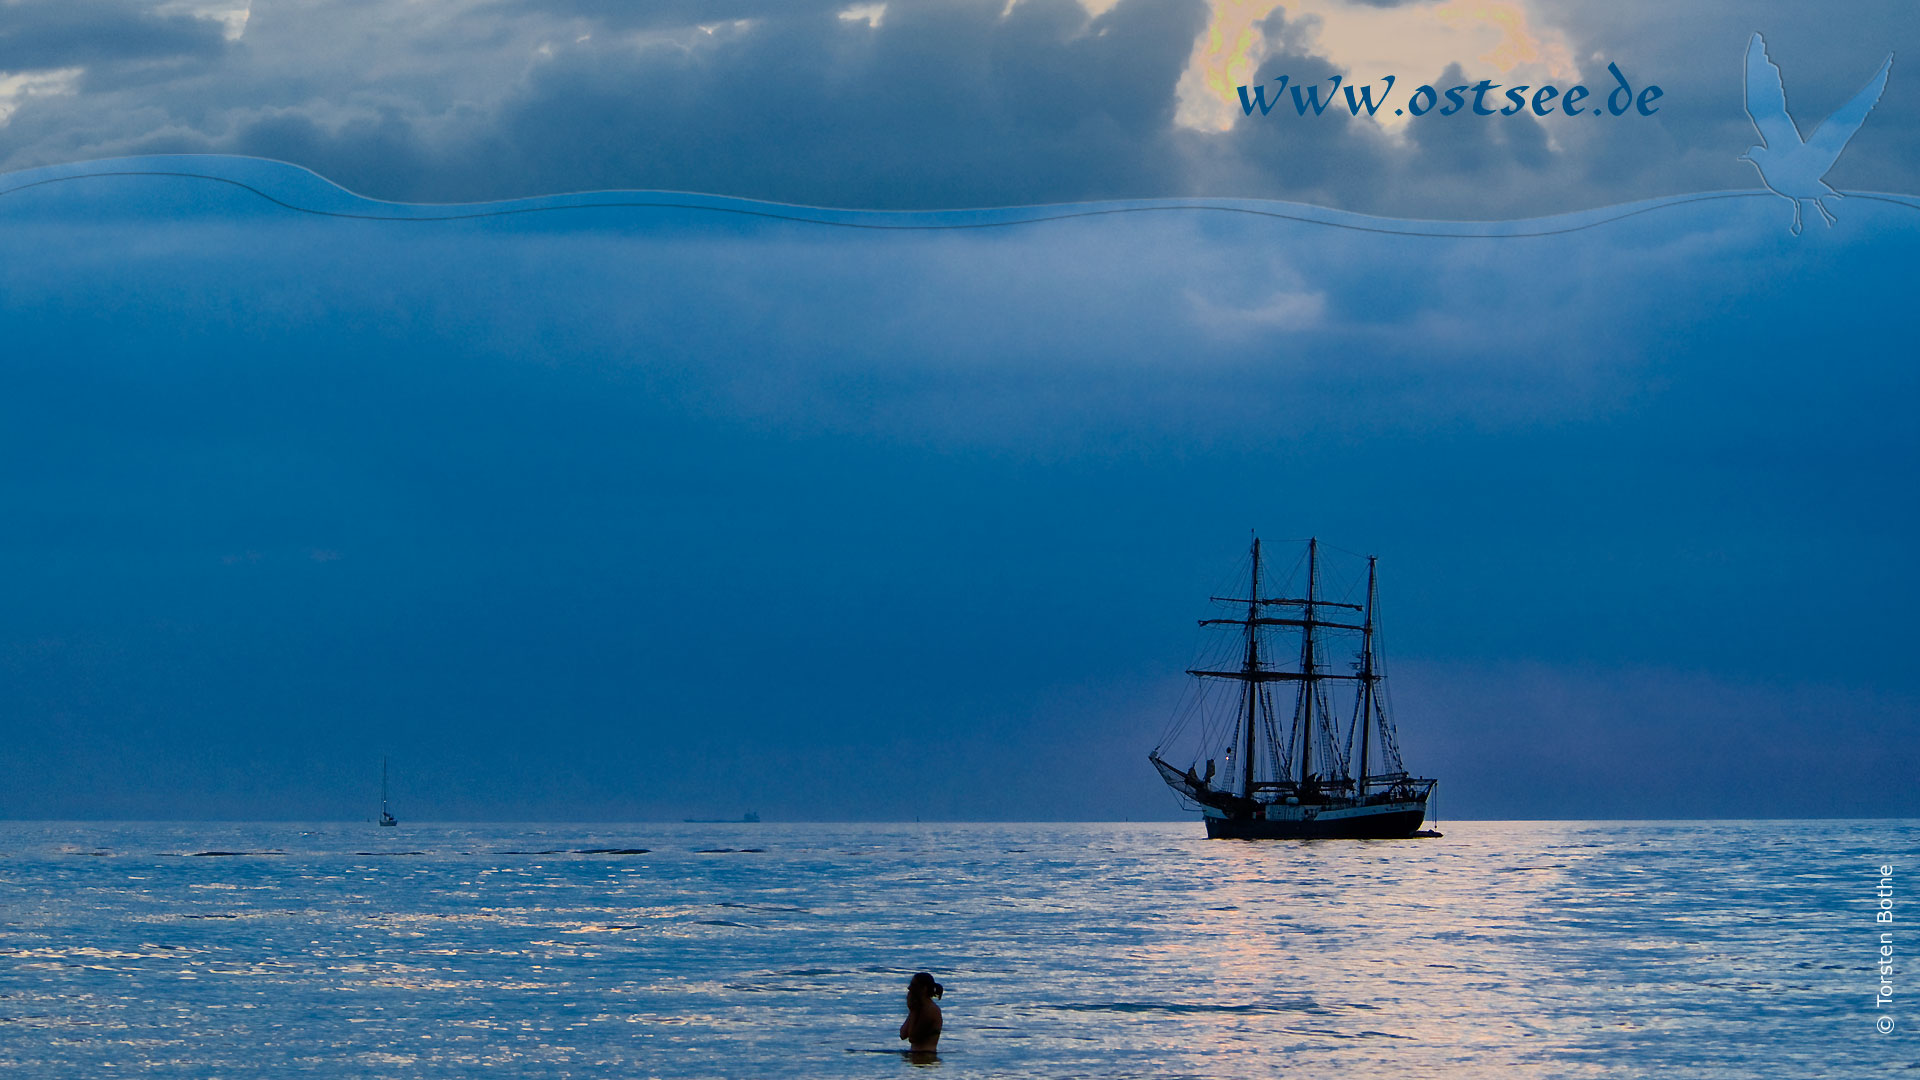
[0, 820, 1910, 1078]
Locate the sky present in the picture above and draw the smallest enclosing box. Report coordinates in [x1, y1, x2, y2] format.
[0, 3, 1915, 821]
[0, 0, 1915, 213]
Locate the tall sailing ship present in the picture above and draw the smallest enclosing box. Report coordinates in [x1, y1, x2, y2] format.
[1149, 536, 1436, 839]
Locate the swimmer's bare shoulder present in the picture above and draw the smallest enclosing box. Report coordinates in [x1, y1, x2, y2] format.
[904, 999, 941, 1050]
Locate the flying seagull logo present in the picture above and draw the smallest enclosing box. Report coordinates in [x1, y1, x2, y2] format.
[1741, 32, 1893, 234]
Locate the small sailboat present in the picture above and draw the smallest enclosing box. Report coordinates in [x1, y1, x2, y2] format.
[378, 757, 399, 827]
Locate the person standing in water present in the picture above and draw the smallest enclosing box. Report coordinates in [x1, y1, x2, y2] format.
[898, 972, 943, 1054]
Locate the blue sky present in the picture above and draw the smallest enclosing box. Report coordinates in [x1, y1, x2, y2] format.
[0, 4, 1915, 820]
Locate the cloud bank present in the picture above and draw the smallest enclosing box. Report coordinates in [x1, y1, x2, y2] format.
[0, 0, 1913, 213]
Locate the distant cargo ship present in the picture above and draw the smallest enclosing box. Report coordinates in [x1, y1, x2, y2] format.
[1149, 537, 1436, 839]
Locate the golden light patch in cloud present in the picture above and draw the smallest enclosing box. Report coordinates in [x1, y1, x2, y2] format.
[1435, 0, 1574, 76]
[1167, 0, 1578, 133]
[1188, 0, 1281, 131]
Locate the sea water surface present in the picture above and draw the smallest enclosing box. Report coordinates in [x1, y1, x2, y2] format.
[0, 820, 1911, 1078]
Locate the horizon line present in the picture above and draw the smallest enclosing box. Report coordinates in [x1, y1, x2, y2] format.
[3, 816, 1914, 825]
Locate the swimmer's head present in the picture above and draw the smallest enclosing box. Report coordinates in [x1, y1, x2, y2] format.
[907, 972, 943, 1003]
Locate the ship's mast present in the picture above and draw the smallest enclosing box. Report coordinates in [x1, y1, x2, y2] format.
[1185, 536, 1369, 802]
[1357, 556, 1377, 797]
[1295, 538, 1318, 785]
[381, 757, 390, 816]
[1241, 537, 1261, 797]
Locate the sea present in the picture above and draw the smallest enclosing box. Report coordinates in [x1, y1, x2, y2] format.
[0, 820, 1911, 1078]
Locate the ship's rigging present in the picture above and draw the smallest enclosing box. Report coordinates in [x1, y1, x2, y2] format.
[1149, 536, 1434, 838]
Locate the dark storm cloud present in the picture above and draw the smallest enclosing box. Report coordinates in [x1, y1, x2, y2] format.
[0, 0, 227, 73]
[0, 0, 1913, 213]
[228, 0, 1211, 205]
[1399, 63, 1553, 175]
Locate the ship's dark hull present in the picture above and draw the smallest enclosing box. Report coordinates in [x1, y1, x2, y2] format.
[1203, 807, 1427, 840]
